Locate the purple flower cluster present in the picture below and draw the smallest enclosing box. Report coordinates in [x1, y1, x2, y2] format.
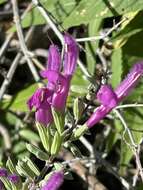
[41, 171, 64, 190]
[0, 168, 19, 189]
[0, 168, 7, 177]
[86, 62, 143, 128]
[27, 34, 78, 127]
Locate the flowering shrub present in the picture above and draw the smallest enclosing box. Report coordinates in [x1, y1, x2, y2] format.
[1, 1, 143, 190]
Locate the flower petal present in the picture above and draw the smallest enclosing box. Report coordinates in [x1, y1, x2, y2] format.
[40, 70, 60, 85]
[115, 62, 143, 101]
[63, 34, 78, 76]
[47, 45, 61, 71]
[97, 85, 118, 108]
[52, 75, 71, 111]
[86, 105, 110, 128]
[41, 171, 64, 190]
[27, 88, 53, 126]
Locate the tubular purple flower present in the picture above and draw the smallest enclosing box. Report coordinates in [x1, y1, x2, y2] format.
[52, 35, 78, 111]
[115, 62, 143, 101]
[52, 75, 71, 111]
[28, 34, 78, 124]
[86, 85, 117, 128]
[0, 168, 7, 177]
[8, 174, 19, 184]
[97, 85, 118, 108]
[41, 171, 64, 190]
[86, 105, 111, 128]
[63, 34, 78, 76]
[27, 88, 53, 126]
[46, 45, 61, 72]
[86, 62, 143, 128]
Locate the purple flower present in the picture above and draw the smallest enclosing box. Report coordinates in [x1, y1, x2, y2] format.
[86, 105, 111, 128]
[27, 88, 53, 126]
[86, 62, 143, 128]
[46, 45, 61, 72]
[63, 34, 78, 76]
[27, 34, 78, 125]
[115, 62, 143, 101]
[97, 85, 118, 108]
[8, 174, 19, 184]
[52, 34, 78, 111]
[52, 75, 71, 111]
[0, 168, 7, 177]
[41, 171, 64, 190]
[40, 45, 61, 91]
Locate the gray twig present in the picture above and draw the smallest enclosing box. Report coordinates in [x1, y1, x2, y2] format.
[76, 17, 128, 42]
[117, 103, 143, 109]
[32, 0, 64, 46]
[0, 3, 33, 59]
[114, 109, 143, 182]
[0, 28, 34, 101]
[11, 0, 40, 83]
[31, 0, 92, 79]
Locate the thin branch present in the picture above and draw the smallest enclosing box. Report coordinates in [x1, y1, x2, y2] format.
[77, 60, 92, 78]
[32, 0, 64, 46]
[31, 0, 93, 80]
[76, 17, 128, 42]
[76, 35, 103, 42]
[0, 27, 34, 101]
[114, 109, 143, 182]
[117, 103, 143, 109]
[96, 48, 107, 73]
[0, 33, 13, 58]
[11, 0, 40, 83]
[59, 148, 107, 190]
[0, 3, 33, 59]
[80, 136, 94, 157]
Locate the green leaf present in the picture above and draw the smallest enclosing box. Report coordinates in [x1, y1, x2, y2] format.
[63, 0, 143, 28]
[71, 67, 89, 87]
[13, 141, 26, 154]
[0, 0, 6, 5]
[19, 129, 40, 142]
[36, 123, 51, 152]
[0, 83, 38, 112]
[0, 177, 12, 190]
[23, 157, 40, 176]
[70, 67, 89, 95]
[113, 11, 143, 48]
[9, 0, 76, 31]
[71, 124, 87, 140]
[52, 108, 64, 135]
[122, 30, 143, 65]
[86, 18, 103, 74]
[105, 119, 122, 153]
[73, 98, 85, 121]
[51, 132, 62, 156]
[26, 143, 49, 161]
[9, 0, 143, 31]
[111, 48, 122, 88]
[17, 160, 36, 178]
[6, 158, 18, 174]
